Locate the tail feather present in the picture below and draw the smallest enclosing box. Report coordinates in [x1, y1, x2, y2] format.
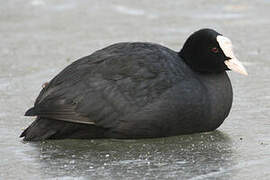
[20, 118, 57, 141]
[24, 107, 36, 116]
[20, 117, 106, 141]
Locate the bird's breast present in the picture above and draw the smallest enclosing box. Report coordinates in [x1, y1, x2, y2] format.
[196, 72, 233, 130]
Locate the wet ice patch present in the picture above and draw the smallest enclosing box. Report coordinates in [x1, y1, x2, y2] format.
[52, 3, 76, 11]
[31, 0, 45, 6]
[113, 5, 158, 19]
[225, 5, 249, 11]
[114, 5, 145, 16]
[247, 49, 261, 56]
[0, 112, 7, 118]
[193, 13, 243, 19]
[241, 61, 256, 66]
[0, 79, 9, 90]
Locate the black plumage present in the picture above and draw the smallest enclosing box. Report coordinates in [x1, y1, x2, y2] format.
[20, 29, 241, 141]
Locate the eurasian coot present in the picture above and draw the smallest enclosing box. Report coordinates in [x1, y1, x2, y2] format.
[20, 28, 247, 141]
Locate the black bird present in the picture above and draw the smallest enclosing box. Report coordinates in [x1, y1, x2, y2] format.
[20, 28, 247, 141]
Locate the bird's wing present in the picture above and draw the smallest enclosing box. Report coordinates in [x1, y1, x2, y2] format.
[26, 42, 187, 128]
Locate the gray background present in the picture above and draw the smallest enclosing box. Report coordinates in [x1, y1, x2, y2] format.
[0, 0, 270, 179]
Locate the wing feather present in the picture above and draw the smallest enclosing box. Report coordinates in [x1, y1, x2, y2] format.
[26, 43, 184, 129]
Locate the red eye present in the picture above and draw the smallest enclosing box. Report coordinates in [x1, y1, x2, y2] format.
[211, 47, 219, 53]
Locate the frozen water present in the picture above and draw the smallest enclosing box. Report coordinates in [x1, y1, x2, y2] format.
[0, 0, 270, 179]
